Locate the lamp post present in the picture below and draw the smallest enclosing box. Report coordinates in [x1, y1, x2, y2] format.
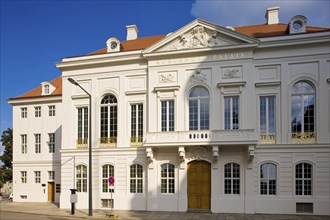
[68, 77, 93, 216]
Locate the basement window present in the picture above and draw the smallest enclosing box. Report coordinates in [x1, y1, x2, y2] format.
[296, 203, 313, 214]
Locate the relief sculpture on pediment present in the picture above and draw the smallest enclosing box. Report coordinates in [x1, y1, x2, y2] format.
[170, 26, 230, 50]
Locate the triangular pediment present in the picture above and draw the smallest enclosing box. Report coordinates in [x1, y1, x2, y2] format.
[143, 19, 259, 54]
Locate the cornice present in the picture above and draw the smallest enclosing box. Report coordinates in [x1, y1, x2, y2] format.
[7, 95, 62, 105]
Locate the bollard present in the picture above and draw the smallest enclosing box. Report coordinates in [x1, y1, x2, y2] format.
[70, 189, 78, 215]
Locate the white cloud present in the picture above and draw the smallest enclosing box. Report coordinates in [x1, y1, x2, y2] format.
[191, 0, 329, 27]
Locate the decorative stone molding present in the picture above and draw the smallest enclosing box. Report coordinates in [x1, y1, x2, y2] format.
[247, 145, 255, 169]
[159, 72, 176, 83]
[222, 68, 241, 79]
[186, 146, 212, 162]
[190, 69, 207, 83]
[212, 146, 219, 169]
[146, 147, 154, 169]
[178, 147, 185, 169]
[169, 25, 230, 50]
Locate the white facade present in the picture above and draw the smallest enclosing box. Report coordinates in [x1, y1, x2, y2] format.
[9, 9, 330, 215]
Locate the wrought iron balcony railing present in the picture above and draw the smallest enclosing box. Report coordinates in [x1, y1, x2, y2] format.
[260, 133, 276, 144]
[76, 138, 88, 149]
[99, 137, 117, 148]
[291, 132, 316, 144]
[130, 136, 143, 147]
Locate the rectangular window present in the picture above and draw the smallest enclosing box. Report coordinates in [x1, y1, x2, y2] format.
[56, 184, 61, 193]
[161, 100, 174, 132]
[77, 107, 88, 145]
[35, 134, 41, 153]
[224, 96, 239, 130]
[21, 171, 27, 183]
[48, 133, 55, 153]
[35, 106, 41, 117]
[260, 96, 276, 134]
[224, 163, 240, 194]
[295, 163, 312, 196]
[21, 134, 27, 154]
[48, 171, 55, 181]
[44, 85, 49, 94]
[34, 171, 41, 183]
[131, 104, 143, 143]
[161, 164, 175, 194]
[130, 164, 143, 193]
[21, 107, 27, 118]
[76, 165, 87, 192]
[49, 105, 55, 116]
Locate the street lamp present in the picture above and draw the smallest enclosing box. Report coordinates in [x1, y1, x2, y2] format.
[68, 77, 93, 216]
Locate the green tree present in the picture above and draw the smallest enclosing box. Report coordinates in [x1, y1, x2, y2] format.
[0, 128, 13, 185]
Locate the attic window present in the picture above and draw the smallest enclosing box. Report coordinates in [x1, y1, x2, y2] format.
[44, 85, 49, 94]
[106, 37, 120, 53]
[289, 15, 307, 34]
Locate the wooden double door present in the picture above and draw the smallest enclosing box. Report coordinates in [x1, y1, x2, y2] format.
[187, 160, 211, 210]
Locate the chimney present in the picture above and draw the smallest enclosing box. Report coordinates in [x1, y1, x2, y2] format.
[126, 25, 139, 40]
[265, 7, 280, 25]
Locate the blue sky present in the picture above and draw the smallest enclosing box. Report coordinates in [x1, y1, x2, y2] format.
[0, 0, 329, 154]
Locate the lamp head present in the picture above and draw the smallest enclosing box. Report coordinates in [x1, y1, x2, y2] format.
[68, 78, 79, 86]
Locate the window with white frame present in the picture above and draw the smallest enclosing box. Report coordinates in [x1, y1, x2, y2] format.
[49, 105, 55, 116]
[48, 133, 55, 153]
[21, 171, 27, 183]
[102, 164, 114, 193]
[35, 171, 41, 183]
[130, 164, 143, 193]
[44, 85, 49, 94]
[260, 163, 276, 195]
[161, 163, 175, 194]
[291, 81, 315, 133]
[100, 94, 117, 144]
[224, 162, 240, 194]
[161, 100, 174, 132]
[35, 106, 41, 117]
[260, 96, 276, 134]
[189, 86, 209, 130]
[130, 104, 143, 143]
[295, 163, 312, 196]
[21, 107, 27, 118]
[224, 96, 239, 130]
[48, 171, 55, 181]
[35, 134, 41, 153]
[21, 134, 27, 154]
[77, 107, 88, 145]
[76, 165, 87, 192]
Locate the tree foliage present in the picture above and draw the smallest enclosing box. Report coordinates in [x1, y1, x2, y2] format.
[0, 128, 13, 185]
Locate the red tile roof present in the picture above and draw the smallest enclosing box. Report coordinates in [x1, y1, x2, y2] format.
[10, 23, 329, 100]
[8, 76, 62, 100]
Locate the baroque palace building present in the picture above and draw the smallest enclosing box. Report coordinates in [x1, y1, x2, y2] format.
[8, 7, 330, 215]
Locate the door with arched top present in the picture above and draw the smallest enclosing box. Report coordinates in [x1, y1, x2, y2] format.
[187, 160, 211, 210]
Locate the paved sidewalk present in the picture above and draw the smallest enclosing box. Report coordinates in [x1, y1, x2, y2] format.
[1, 200, 329, 219]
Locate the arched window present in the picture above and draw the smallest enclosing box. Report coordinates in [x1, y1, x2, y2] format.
[291, 81, 315, 134]
[295, 162, 312, 195]
[161, 163, 175, 194]
[260, 163, 277, 195]
[76, 165, 87, 192]
[189, 86, 209, 130]
[224, 162, 240, 194]
[102, 164, 114, 193]
[100, 94, 118, 145]
[130, 164, 143, 193]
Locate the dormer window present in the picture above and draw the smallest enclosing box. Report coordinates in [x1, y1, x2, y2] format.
[41, 81, 55, 95]
[289, 15, 307, 34]
[106, 37, 120, 53]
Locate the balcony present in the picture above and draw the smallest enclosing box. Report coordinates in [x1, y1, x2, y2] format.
[260, 133, 276, 144]
[99, 137, 117, 148]
[144, 129, 257, 147]
[76, 139, 87, 149]
[130, 136, 143, 147]
[291, 132, 316, 144]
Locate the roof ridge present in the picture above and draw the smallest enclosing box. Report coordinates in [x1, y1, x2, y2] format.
[121, 34, 166, 43]
[235, 23, 287, 28]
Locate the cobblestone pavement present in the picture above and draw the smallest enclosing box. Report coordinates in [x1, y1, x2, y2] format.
[0, 200, 329, 219]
